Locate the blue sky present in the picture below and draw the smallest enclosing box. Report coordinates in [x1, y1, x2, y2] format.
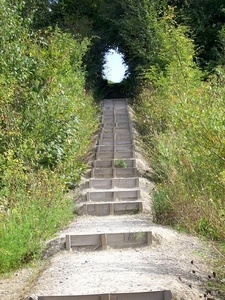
[103, 49, 128, 83]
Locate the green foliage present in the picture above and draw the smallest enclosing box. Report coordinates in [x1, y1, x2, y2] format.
[1, 0, 225, 285]
[134, 11, 225, 243]
[0, 2, 98, 174]
[0, 1, 99, 273]
[132, 12, 225, 294]
[0, 167, 73, 273]
[111, 0, 167, 94]
[24, 0, 225, 294]
[171, 0, 225, 69]
[115, 159, 127, 168]
[41, 0, 225, 92]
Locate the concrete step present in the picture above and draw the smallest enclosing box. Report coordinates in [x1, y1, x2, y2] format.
[102, 114, 129, 121]
[103, 110, 128, 116]
[103, 103, 127, 110]
[103, 104, 127, 110]
[77, 201, 143, 216]
[103, 123, 131, 130]
[93, 159, 136, 168]
[103, 120, 130, 126]
[91, 167, 137, 178]
[97, 145, 134, 152]
[103, 109, 128, 114]
[102, 113, 129, 118]
[38, 291, 172, 300]
[99, 132, 132, 140]
[96, 151, 135, 160]
[98, 139, 132, 146]
[104, 99, 127, 104]
[65, 230, 152, 251]
[89, 178, 139, 189]
[101, 128, 131, 134]
[86, 189, 141, 202]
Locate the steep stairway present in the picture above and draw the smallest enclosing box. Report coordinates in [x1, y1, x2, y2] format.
[33, 99, 172, 300]
[76, 98, 143, 217]
[65, 99, 152, 252]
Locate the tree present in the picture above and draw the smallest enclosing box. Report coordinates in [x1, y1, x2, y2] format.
[171, 0, 225, 69]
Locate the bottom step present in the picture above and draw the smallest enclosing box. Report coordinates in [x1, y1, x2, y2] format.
[76, 201, 143, 216]
[66, 231, 152, 251]
[38, 291, 172, 300]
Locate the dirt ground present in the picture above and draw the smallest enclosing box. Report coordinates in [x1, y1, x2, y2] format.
[0, 214, 220, 300]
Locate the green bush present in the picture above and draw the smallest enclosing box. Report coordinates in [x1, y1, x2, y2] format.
[131, 9, 225, 294]
[0, 2, 99, 273]
[134, 11, 225, 242]
[0, 165, 73, 273]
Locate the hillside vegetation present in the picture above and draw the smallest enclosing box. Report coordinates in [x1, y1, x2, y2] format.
[0, 1, 99, 273]
[0, 1, 225, 292]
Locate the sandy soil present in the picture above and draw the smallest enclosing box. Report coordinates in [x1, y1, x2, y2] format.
[28, 216, 218, 300]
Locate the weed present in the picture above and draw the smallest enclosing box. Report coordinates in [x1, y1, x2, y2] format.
[133, 231, 145, 242]
[0, 169, 74, 273]
[115, 159, 127, 168]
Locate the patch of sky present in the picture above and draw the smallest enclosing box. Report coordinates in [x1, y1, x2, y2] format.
[102, 49, 128, 83]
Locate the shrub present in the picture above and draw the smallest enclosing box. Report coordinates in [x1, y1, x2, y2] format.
[134, 11, 225, 242]
[0, 162, 74, 273]
[0, 2, 99, 273]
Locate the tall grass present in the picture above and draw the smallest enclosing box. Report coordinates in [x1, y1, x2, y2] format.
[0, 168, 73, 273]
[134, 12, 225, 242]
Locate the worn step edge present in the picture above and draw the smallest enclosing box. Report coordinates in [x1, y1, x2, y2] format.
[91, 167, 138, 178]
[98, 139, 133, 146]
[65, 230, 152, 251]
[102, 123, 131, 129]
[93, 159, 136, 168]
[102, 121, 130, 125]
[96, 145, 134, 152]
[99, 132, 132, 140]
[89, 178, 139, 189]
[38, 290, 172, 300]
[96, 151, 135, 160]
[76, 201, 143, 216]
[102, 117, 130, 122]
[100, 128, 132, 134]
[86, 190, 141, 202]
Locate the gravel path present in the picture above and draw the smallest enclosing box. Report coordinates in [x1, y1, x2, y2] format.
[27, 214, 216, 300]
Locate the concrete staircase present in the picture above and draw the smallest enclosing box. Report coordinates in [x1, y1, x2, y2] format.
[37, 99, 172, 300]
[76, 99, 143, 217]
